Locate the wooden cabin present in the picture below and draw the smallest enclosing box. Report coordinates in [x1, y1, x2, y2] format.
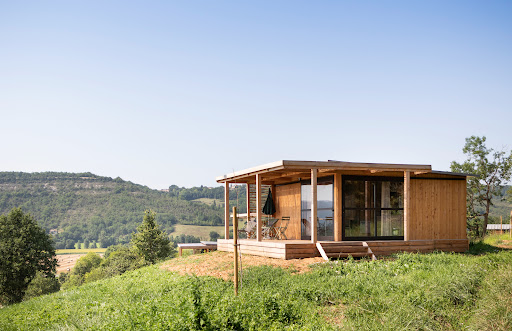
[216, 160, 470, 260]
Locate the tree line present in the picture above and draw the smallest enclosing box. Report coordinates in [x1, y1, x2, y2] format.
[0, 172, 226, 248]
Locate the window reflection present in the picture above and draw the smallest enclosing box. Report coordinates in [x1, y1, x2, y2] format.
[343, 177, 404, 240]
[301, 176, 334, 240]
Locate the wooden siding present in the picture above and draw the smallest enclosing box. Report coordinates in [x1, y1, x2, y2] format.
[409, 179, 467, 240]
[274, 183, 301, 240]
[217, 239, 469, 260]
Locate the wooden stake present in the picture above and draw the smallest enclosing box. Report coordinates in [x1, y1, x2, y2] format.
[501, 215, 503, 235]
[233, 206, 239, 296]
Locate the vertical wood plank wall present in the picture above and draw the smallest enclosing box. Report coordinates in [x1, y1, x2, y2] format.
[409, 179, 467, 240]
[274, 183, 301, 240]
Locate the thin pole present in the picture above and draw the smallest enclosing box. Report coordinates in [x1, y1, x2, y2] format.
[233, 206, 239, 296]
[501, 215, 503, 235]
[510, 211, 512, 239]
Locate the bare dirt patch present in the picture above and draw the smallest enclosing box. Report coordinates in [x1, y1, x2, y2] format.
[161, 251, 325, 280]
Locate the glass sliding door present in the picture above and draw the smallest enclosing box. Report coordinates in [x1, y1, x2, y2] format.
[301, 176, 334, 241]
[342, 176, 404, 240]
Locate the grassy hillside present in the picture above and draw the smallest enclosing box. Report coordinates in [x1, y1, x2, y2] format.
[0, 172, 224, 248]
[2, 243, 512, 329]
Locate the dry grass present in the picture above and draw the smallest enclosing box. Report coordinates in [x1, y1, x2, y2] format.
[56, 253, 104, 274]
[161, 250, 325, 280]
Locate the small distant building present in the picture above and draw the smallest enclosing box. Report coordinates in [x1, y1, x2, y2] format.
[160, 189, 169, 192]
[49, 229, 59, 235]
[487, 224, 511, 233]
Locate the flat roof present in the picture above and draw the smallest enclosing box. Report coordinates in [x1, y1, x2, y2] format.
[216, 160, 476, 184]
[217, 160, 440, 183]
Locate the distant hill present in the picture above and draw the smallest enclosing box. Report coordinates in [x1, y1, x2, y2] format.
[0, 172, 231, 248]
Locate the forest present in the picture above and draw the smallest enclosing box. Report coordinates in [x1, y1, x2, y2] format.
[0, 172, 244, 249]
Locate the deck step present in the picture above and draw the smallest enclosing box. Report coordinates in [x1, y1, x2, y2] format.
[316, 242, 377, 261]
[325, 252, 372, 258]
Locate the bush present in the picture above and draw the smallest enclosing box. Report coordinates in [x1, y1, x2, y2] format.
[100, 247, 148, 277]
[72, 252, 102, 276]
[23, 272, 60, 301]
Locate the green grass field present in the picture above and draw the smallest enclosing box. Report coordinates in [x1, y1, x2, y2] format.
[170, 222, 245, 241]
[3, 248, 512, 329]
[170, 224, 225, 240]
[2, 234, 512, 330]
[55, 248, 106, 255]
[190, 197, 223, 206]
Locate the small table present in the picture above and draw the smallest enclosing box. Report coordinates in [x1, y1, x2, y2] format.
[177, 241, 217, 257]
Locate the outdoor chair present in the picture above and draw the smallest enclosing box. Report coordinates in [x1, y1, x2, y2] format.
[239, 218, 257, 239]
[276, 216, 290, 240]
[262, 218, 279, 239]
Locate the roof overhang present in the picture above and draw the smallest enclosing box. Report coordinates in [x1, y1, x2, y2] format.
[216, 160, 441, 184]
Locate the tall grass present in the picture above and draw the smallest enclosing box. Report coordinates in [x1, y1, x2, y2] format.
[1, 251, 512, 330]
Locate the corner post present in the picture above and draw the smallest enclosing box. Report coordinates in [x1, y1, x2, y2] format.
[256, 174, 262, 242]
[334, 173, 342, 241]
[246, 183, 251, 218]
[404, 171, 411, 241]
[224, 182, 230, 240]
[311, 168, 318, 243]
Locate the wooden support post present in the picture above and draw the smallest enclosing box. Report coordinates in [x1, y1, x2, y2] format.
[501, 215, 503, 234]
[233, 206, 238, 296]
[271, 184, 276, 217]
[256, 174, 262, 242]
[224, 182, 230, 240]
[246, 184, 251, 218]
[334, 173, 342, 241]
[404, 171, 411, 241]
[178, 246, 182, 257]
[510, 211, 511, 239]
[311, 168, 318, 243]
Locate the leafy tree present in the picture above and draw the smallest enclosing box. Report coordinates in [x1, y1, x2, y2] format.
[131, 210, 174, 263]
[72, 252, 102, 276]
[23, 271, 60, 301]
[0, 208, 57, 305]
[62, 252, 102, 289]
[451, 136, 512, 237]
[209, 231, 220, 241]
[99, 247, 147, 277]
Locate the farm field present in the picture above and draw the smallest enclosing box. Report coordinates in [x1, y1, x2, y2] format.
[170, 224, 229, 240]
[170, 224, 225, 240]
[191, 197, 223, 206]
[56, 248, 106, 255]
[2, 236, 512, 330]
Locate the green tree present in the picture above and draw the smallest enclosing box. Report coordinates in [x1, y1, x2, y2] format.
[99, 247, 147, 277]
[451, 136, 512, 237]
[0, 208, 57, 305]
[23, 271, 60, 301]
[62, 252, 102, 289]
[209, 231, 220, 241]
[131, 210, 173, 263]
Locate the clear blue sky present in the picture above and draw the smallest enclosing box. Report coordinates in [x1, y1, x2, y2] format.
[1, 1, 511, 189]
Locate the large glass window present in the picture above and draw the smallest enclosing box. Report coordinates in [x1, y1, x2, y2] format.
[343, 176, 404, 240]
[301, 176, 334, 240]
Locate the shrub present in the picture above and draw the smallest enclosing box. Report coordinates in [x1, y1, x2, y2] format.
[23, 272, 60, 301]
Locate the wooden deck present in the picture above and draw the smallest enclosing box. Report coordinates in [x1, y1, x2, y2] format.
[217, 239, 469, 260]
